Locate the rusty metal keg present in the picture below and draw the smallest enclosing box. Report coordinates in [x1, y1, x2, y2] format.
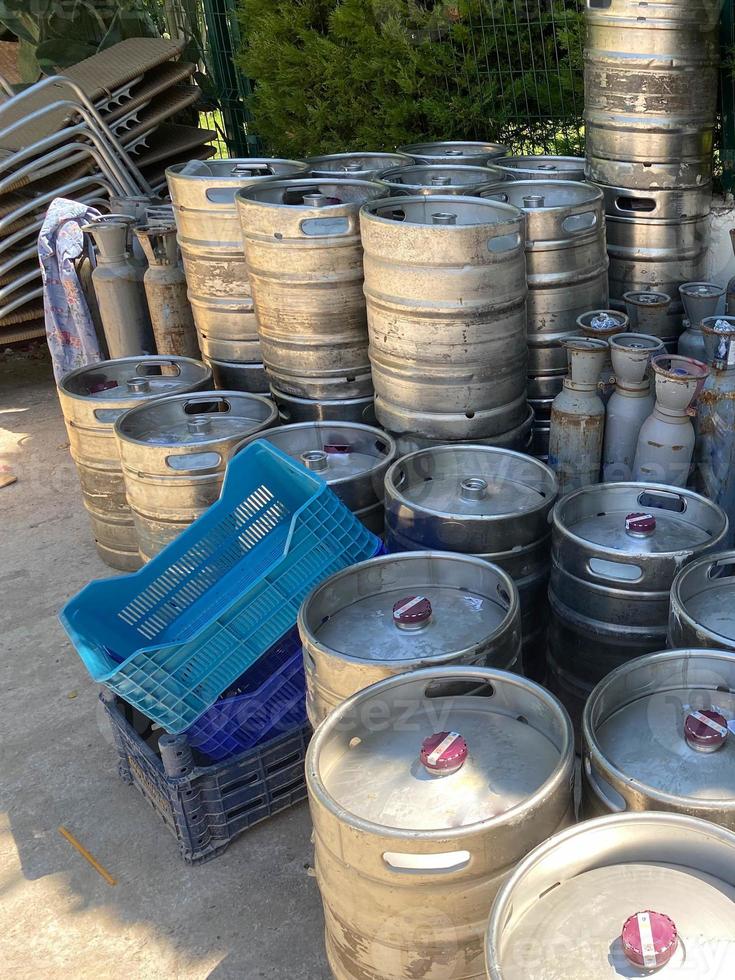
[115, 390, 278, 560]
[270, 387, 377, 425]
[166, 158, 307, 391]
[584, 0, 720, 190]
[236, 178, 386, 400]
[385, 446, 558, 681]
[299, 552, 522, 725]
[496, 155, 586, 182]
[582, 648, 735, 828]
[485, 812, 735, 979]
[603, 186, 709, 338]
[57, 356, 211, 570]
[376, 163, 506, 196]
[480, 180, 608, 405]
[669, 551, 735, 651]
[548, 482, 728, 727]
[307, 151, 413, 179]
[234, 421, 395, 534]
[361, 195, 528, 441]
[398, 140, 508, 165]
[307, 666, 574, 980]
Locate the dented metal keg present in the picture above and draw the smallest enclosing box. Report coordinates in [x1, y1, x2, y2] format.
[234, 421, 395, 534]
[236, 178, 386, 400]
[166, 158, 307, 390]
[582, 648, 735, 828]
[669, 551, 735, 651]
[57, 356, 211, 570]
[307, 151, 413, 179]
[480, 180, 608, 404]
[398, 140, 508, 166]
[307, 666, 574, 980]
[115, 390, 278, 560]
[496, 155, 586, 182]
[377, 163, 505, 196]
[299, 552, 522, 724]
[548, 482, 728, 727]
[485, 812, 735, 979]
[385, 446, 558, 680]
[584, 0, 720, 190]
[361, 195, 528, 441]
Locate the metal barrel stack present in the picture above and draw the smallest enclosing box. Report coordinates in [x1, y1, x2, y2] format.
[584, 0, 720, 345]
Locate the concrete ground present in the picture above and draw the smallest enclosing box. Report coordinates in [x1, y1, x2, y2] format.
[0, 349, 329, 979]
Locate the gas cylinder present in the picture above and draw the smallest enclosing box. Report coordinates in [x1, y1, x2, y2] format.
[577, 309, 629, 402]
[134, 224, 200, 359]
[83, 220, 155, 358]
[623, 290, 673, 347]
[678, 282, 726, 360]
[548, 337, 608, 495]
[696, 316, 735, 534]
[727, 231, 735, 315]
[602, 334, 664, 482]
[633, 354, 709, 486]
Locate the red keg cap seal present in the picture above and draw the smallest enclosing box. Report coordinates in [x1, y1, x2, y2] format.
[420, 732, 468, 776]
[625, 512, 656, 535]
[685, 709, 729, 753]
[622, 911, 678, 970]
[392, 595, 432, 629]
[323, 443, 352, 454]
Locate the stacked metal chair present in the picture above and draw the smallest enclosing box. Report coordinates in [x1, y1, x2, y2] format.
[0, 37, 215, 347]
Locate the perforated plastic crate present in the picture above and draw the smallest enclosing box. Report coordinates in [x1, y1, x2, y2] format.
[60, 441, 379, 733]
[184, 627, 307, 762]
[102, 690, 310, 863]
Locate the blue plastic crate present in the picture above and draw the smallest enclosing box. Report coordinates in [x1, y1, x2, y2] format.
[102, 691, 310, 863]
[184, 627, 307, 762]
[60, 441, 379, 733]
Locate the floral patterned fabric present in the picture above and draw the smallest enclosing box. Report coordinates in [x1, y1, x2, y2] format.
[39, 197, 102, 382]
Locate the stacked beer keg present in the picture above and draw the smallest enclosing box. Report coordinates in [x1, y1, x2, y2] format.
[235, 177, 386, 423]
[584, 0, 719, 344]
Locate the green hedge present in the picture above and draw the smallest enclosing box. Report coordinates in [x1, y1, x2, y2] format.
[237, 0, 584, 159]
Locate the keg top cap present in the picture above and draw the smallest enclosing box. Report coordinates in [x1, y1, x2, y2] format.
[313, 667, 571, 832]
[233, 422, 395, 488]
[300, 552, 514, 664]
[420, 731, 468, 775]
[621, 911, 678, 970]
[376, 163, 506, 191]
[684, 709, 729, 752]
[625, 512, 656, 536]
[59, 356, 211, 401]
[115, 391, 277, 445]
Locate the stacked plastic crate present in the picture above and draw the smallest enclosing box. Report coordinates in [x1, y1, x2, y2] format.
[61, 440, 381, 861]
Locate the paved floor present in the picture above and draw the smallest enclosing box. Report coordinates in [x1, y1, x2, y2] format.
[0, 350, 329, 979]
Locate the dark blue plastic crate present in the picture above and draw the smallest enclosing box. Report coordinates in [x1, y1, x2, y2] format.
[184, 627, 307, 762]
[102, 690, 310, 863]
[60, 441, 379, 733]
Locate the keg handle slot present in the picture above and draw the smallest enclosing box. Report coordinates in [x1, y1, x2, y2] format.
[183, 397, 231, 414]
[487, 233, 520, 253]
[588, 558, 643, 582]
[424, 678, 495, 699]
[135, 360, 182, 378]
[615, 195, 656, 215]
[382, 850, 471, 873]
[165, 451, 222, 471]
[584, 755, 627, 812]
[562, 211, 597, 234]
[299, 216, 351, 236]
[587, 0, 611, 8]
[205, 186, 238, 204]
[482, 191, 509, 204]
[636, 489, 687, 513]
[708, 559, 735, 580]
[93, 408, 126, 422]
